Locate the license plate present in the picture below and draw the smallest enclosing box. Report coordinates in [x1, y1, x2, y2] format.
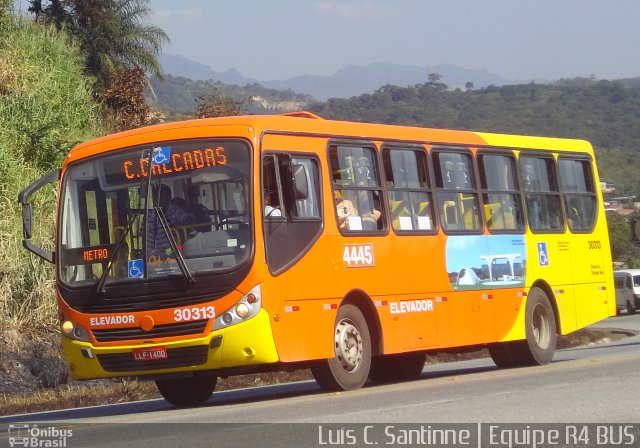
[132, 346, 168, 361]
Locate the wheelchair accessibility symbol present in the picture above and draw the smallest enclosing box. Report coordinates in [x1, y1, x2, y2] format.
[537, 242, 549, 267]
[152, 146, 171, 165]
[128, 259, 144, 278]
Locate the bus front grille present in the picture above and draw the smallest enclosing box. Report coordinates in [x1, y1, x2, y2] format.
[92, 319, 208, 342]
[97, 345, 209, 372]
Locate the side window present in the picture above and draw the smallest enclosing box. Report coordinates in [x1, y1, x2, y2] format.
[520, 155, 563, 232]
[291, 157, 321, 219]
[329, 145, 385, 232]
[382, 147, 435, 232]
[558, 157, 596, 232]
[479, 153, 524, 233]
[262, 154, 321, 220]
[433, 149, 481, 232]
[262, 155, 283, 219]
[262, 152, 322, 275]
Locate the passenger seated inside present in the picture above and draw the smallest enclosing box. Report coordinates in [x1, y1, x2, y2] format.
[354, 180, 381, 231]
[335, 190, 357, 229]
[264, 191, 281, 217]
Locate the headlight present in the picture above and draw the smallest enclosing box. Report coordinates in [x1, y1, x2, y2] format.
[214, 285, 262, 330]
[60, 317, 90, 342]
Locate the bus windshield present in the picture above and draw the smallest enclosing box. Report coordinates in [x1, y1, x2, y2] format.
[58, 138, 252, 287]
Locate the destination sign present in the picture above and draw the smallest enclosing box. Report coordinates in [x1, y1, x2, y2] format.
[122, 146, 227, 180]
[64, 244, 116, 265]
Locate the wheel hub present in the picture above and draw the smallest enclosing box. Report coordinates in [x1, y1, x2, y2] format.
[334, 318, 363, 372]
[532, 303, 551, 349]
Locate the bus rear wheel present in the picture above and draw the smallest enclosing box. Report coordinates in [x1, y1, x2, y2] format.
[368, 352, 426, 383]
[311, 304, 372, 392]
[489, 287, 557, 368]
[155, 376, 217, 407]
[488, 342, 521, 368]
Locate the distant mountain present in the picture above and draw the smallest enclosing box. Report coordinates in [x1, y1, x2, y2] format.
[158, 54, 256, 86]
[262, 62, 513, 100]
[159, 55, 515, 100]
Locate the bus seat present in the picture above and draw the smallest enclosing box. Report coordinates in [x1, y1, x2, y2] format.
[417, 201, 430, 216]
[390, 200, 411, 230]
[484, 203, 504, 229]
[461, 195, 478, 229]
[503, 208, 515, 229]
[463, 207, 478, 229]
[442, 200, 458, 229]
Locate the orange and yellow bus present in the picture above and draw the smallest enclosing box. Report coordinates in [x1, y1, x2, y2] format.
[20, 112, 615, 406]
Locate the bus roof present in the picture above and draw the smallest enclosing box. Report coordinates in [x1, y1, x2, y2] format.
[66, 112, 594, 165]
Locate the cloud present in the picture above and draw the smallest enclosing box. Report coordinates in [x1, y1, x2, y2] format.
[154, 9, 173, 20]
[311, 1, 403, 20]
[153, 8, 203, 22]
[179, 8, 204, 20]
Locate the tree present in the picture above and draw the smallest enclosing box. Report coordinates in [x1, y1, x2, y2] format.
[195, 89, 247, 118]
[101, 67, 150, 131]
[465, 81, 474, 91]
[607, 211, 640, 267]
[426, 72, 447, 91]
[28, 0, 168, 89]
[427, 72, 442, 84]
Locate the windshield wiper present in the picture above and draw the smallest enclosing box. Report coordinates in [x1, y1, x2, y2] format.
[153, 205, 195, 284]
[95, 210, 138, 294]
[96, 147, 153, 295]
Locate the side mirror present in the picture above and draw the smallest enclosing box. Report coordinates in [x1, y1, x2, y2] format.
[18, 168, 60, 263]
[291, 164, 308, 200]
[22, 203, 33, 240]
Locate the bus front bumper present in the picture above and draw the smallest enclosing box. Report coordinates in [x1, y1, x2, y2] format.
[62, 309, 280, 380]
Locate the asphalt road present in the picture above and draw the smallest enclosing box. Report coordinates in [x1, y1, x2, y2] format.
[2, 313, 640, 447]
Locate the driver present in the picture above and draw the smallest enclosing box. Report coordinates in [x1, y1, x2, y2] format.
[146, 185, 196, 258]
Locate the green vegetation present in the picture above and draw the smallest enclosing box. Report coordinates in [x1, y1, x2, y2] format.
[309, 78, 640, 195]
[607, 211, 640, 267]
[147, 75, 314, 115]
[0, 11, 104, 329]
[28, 0, 168, 89]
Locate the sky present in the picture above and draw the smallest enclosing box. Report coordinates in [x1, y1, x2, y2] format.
[148, 0, 640, 82]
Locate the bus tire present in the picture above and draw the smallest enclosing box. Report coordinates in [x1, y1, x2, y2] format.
[155, 376, 217, 407]
[311, 304, 372, 392]
[513, 287, 557, 366]
[488, 342, 521, 368]
[368, 352, 426, 383]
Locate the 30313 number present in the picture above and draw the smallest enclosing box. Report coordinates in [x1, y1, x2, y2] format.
[174, 306, 215, 322]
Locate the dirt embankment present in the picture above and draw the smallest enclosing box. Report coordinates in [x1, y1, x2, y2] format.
[0, 325, 631, 416]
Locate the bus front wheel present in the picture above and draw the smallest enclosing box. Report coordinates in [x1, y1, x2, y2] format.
[155, 376, 217, 407]
[311, 304, 372, 392]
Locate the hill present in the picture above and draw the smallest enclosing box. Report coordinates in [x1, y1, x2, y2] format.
[158, 54, 514, 100]
[150, 62, 640, 197]
[158, 54, 256, 85]
[147, 74, 314, 116]
[261, 62, 513, 100]
[307, 78, 640, 195]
